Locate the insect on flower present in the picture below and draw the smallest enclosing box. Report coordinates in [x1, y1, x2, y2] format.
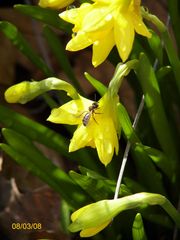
[82, 102, 99, 126]
[47, 91, 119, 165]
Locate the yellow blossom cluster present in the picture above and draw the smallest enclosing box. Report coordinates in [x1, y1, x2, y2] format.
[60, 0, 151, 66]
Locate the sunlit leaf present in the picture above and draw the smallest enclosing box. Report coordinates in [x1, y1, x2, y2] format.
[135, 53, 178, 166]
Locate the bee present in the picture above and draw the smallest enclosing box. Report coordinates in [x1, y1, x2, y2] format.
[82, 102, 99, 126]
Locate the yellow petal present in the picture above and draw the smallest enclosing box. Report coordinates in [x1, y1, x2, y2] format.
[59, 8, 79, 24]
[92, 30, 114, 67]
[47, 107, 79, 125]
[60, 3, 92, 26]
[131, 13, 151, 37]
[69, 124, 94, 152]
[129, 0, 151, 38]
[82, 5, 113, 32]
[94, 118, 119, 165]
[66, 31, 93, 51]
[80, 221, 110, 237]
[47, 97, 92, 125]
[114, 14, 135, 62]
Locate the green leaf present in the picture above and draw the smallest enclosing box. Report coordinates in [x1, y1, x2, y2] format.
[1, 128, 89, 208]
[69, 170, 111, 200]
[0, 104, 96, 169]
[142, 146, 173, 180]
[14, 4, 72, 34]
[43, 25, 82, 93]
[79, 166, 117, 194]
[161, 30, 180, 95]
[0, 143, 61, 195]
[117, 103, 139, 144]
[156, 66, 172, 80]
[84, 72, 107, 96]
[0, 104, 69, 157]
[79, 167, 132, 197]
[131, 37, 146, 60]
[141, 208, 173, 228]
[119, 184, 132, 196]
[79, 166, 107, 180]
[60, 200, 71, 234]
[124, 177, 147, 193]
[167, 0, 180, 53]
[117, 103, 166, 194]
[132, 213, 147, 240]
[133, 144, 166, 195]
[142, 9, 180, 94]
[0, 21, 53, 77]
[135, 53, 178, 165]
[148, 30, 163, 64]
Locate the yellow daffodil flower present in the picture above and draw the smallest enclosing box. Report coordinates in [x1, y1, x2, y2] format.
[39, 0, 74, 9]
[69, 192, 170, 237]
[47, 92, 120, 166]
[60, 0, 151, 66]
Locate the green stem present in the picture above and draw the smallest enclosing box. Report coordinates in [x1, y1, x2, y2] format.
[141, 7, 166, 32]
[162, 198, 180, 228]
[5, 78, 79, 104]
[124, 193, 180, 228]
[137, 193, 180, 228]
[108, 60, 138, 97]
